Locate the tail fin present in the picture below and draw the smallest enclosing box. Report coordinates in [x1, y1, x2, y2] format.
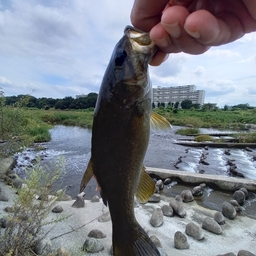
[113, 223, 160, 256]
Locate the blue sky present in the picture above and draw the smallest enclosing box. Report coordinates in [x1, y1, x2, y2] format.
[0, 0, 255, 107]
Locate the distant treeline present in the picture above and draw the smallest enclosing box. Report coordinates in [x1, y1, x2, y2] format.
[5, 93, 98, 110]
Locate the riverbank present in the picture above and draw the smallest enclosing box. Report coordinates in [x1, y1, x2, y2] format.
[1, 158, 256, 255]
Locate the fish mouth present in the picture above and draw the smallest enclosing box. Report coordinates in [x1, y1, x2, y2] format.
[124, 26, 157, 54]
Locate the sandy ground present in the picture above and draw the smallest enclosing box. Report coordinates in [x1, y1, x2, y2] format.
[1, 182, 256, 256]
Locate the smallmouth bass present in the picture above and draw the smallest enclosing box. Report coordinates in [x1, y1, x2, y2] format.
[80, 26, 170, 256]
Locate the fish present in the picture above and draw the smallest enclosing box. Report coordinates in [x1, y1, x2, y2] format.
[80, 26, 170, 256]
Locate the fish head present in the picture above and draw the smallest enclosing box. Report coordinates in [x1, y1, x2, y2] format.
[105, 26, 157, 101]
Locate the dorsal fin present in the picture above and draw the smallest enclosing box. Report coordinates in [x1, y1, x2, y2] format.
[150, 112, 172, 130]
[136, 166, 155, 203]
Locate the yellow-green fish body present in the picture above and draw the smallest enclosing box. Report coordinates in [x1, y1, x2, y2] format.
[81, 26, 162, 256]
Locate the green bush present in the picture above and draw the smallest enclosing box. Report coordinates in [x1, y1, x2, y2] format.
[0, 158, 67, 256]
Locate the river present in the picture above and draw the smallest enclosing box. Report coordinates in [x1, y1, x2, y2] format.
[13, 125, 256, 201]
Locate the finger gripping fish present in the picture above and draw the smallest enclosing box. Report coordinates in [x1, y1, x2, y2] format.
[80, 26, 162, 256]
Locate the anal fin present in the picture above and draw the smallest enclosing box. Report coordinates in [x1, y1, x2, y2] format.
[80, 158, 94, 193]
[136, 166, 155, 203]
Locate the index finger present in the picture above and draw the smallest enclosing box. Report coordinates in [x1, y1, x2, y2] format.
[130, 0, 170, 31]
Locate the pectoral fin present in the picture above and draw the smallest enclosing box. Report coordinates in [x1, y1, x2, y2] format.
[80, 158, 94, 193]
[150, 112, 171, 130]
[136, 166, 156, 203]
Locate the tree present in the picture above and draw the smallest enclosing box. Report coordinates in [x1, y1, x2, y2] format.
[181, 99, 193, 109]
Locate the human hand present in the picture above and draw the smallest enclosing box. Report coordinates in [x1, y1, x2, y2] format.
[131, 0, 256, 66]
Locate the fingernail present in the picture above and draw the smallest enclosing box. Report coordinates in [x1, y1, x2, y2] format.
[187, 30, 201, 39]
[162, 21, 181, 38]
[153, 37, 170, 48]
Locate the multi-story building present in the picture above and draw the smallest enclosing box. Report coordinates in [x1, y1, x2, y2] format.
[153, 85, 205, 107]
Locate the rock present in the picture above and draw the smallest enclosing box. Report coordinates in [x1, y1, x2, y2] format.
[88, 229, 106, 239]
[202, 217, 222, 234]
[214, 212, 225, 225]
[82, 238, 104, 253]
[148, 194, 161, 203]
[0, 193, 8, 202]
[216, 253, 236, 256]
[4, 206, 15, 213]
[156, 179, 164, 190]
[185, 222, 204, 240]
[181, 189, 194, 202]
[239, 187, 249, 200]
[0, 157, 16, 178]
[150, 208, 163, 227]
[175, 195, 183, 202]
[71, 195, 85, 208]
[161, 205, 174, 217]
[12, 179, 24, 189]
[91, 195, 100, 202]
[200, 183, 206, 189]
[245, 147, 253, 152]
[224, 149, 231, 155]
[150, 235, 162, 248]
[58, 194, 72, 201]
[174, 231, 189, 249]
[0, 218, 8, 228]
[233, 190, 245, 205]
[237, 250, 255, 256]
[52, 205, 63, 213]
[222, 202, 237, 220]
[192, 186, 203, 196]
[163, 178, 172, 185]
[56, 247, 71, 256]
[169, 198, 186, 218]
[34, 238, 52, 256]
[98, 212, 111, 222]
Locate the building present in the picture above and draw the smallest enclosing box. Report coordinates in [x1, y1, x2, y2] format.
[153, 85, 205, 107]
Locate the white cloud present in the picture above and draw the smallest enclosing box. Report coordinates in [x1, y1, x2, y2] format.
[0, 0, 255, 108]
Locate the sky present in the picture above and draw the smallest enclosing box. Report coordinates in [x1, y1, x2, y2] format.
[0, 0, 256, 108]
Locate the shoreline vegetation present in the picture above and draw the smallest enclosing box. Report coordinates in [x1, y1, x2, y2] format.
[1, 104, 256, 158]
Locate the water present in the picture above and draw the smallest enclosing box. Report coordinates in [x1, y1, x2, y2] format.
[13, 125, 256, 199]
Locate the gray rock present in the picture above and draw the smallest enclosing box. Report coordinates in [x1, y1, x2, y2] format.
[71, 196, 85, 208]
[4, 206, 15, 213]
[34, 238, 52, 256]
[181, 189, 194, 202]
[202, 217, 222, 234]
[12, 179, 23, 189]
[163, 178, 172, 185]
[52, 205, 63, 213]
[58, 194, 72, 201]
[91, 195, 100, 202]
[175, 195, 183, 202]
[185, 222, 204, 240]
[0, 193, 8, 202]
[174, 231, 189, 249]
[233, 190, 245, 205]
[148, 194, 161, 203]
[229, 199, 243, 212]
[150, 235, 162, 248]
[98, 212, 111, 222]
[150, 208, 163, 227]
[216, 253, 236, 256]
[239, 188, 249, 199]
[0, 218, 8, 228]
[88, 229, 106, 239]
[56, 247, 70, 256]
[214, 211, 225, 225]
[237, 250, 256, 256]
[156, 179, 164, 190]
[192, 186, 203, 196]
[169, 198, 186, 218]
[222, 202, 236, 220]
[82, 238, 104, 253]
[161, 205, 174, 217]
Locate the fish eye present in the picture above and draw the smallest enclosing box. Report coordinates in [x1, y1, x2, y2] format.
[115, 50, 127, 66]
